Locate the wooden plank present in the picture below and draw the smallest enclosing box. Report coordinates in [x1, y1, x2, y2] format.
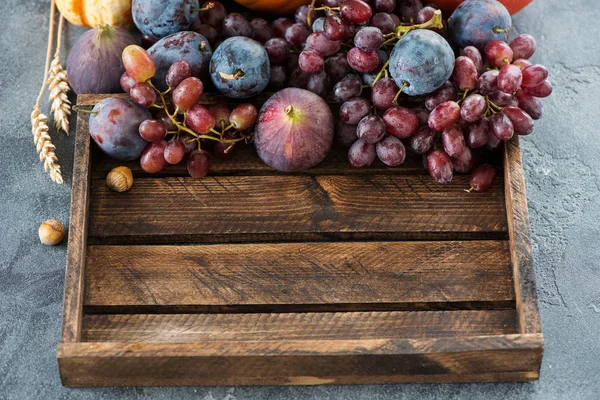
[88, 174, 508, 244]
[58, 334, 543, 386]
[504, 137, 542, 334]
[61, 110, 91, 343]
[84, 241, 515, 309]
[81, 310, 518, 343]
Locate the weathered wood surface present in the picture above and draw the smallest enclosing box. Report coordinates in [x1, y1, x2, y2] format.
[88, 174, 508, 244]
[61, 111, 91, 343]
[84, 242, 515, 309]
[81, 310, 518, 342]
[504, 137, 542, 335]
[58, 334, 543, 386]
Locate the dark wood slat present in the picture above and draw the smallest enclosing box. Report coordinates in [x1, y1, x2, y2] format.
[84, 241, 515, 308]
[58, 334, 543, 386]
[91, 145, 426, 178]
[504, 137, 542, 335]
[89, 174, 508, 244]
[81, 310, 518, 342]
[61, 110, 91, 343]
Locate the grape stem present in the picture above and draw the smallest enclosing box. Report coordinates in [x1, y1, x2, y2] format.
[307, 0, 318, 27]
[392, 81, 409, 106]
[385, 9, 444, 44]
[465, 187, 475, 193]
[371, 59, 390, 87]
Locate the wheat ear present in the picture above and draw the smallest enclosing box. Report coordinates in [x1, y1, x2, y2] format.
[32, 0, 63, 184]
[48, 15, 71, 135]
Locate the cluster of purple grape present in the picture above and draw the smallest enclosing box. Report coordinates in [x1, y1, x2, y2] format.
[119, 45, 257, 178]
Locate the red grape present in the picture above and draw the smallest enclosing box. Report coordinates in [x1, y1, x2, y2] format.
[453, 146, 473, 173]
[166, 61, 192, 89]
[413, 106, 430, 126]
[285, 23, 311, 48]
[513, 59, 533, 70]
[371, 77, 399, 110]
[130, 82, 157, 108]
[461, 46, 483, 73]
[340, 98, 371, 125]
[307, 72, 330, 97]
[372, 12, 396, 34]
[213, 140, 237, 161]
[334, 74, 363, 104]
[336, 122, 359, 147]
[299, 50, 324, 74]
[191, 22, 218, 45]
[453, 56, 478, 91]
[487, 129, 502, 151]
[140, 34, 157, 50]
[416, 6, 436, 23]
[140, 141, 167, 174]
[348, 139, 377, 168]
[209, 103, 231, 128]
[485, 40, 513, 67]
[428, 101, 461, 131]
[491, 112, 514, 141]
[306, 32, 341, 57]
[477, 70, 499, 95]
[469, 164, 496, 192]
[120, 72, 136, 93]
[179, 132, 197, 153]
[199, 1, 226, 29]
[521, 64, 549, 88]
[510, 34, 536, 60]
[324, 14, 346, 41]
[272, 18, 294, 38]
[377, 136, 406, 166]
[269, 65, 287, 91]
[442, 124, 466, 158]
[347, 48, 379, 73]
[325, 53, 351, 83]
[251, 18, 274, 43]
[289, 67, 311, 88]
[398, 0, 424, 20]
[461, 93, 486, 123]
[340, 0, 373, 24]
[502, 106, 534, 135]
[354, 27, 384, 52]
[497, 64, 523, 94]
[265, 38, 290, 64]
[425, 82, 457, 111]
[223, 13, 253, 38]
[427, 149, 453, 184]
[468, 118, 490, 148]
[488, 91, 518, 107]
[122, 45, 156, 82]
[383, 106, 419, 139]
[375, 0, 396, 13]
[408, 126, 436, 154]
[155, 110, 176, 131]
[187, 105, 215, 134]
[139, 119, 167, 142]
[357, 115, 386, 144]
[171, 77, 204, 111]
[187, 150, 211, 179]
[164, 140, 186, 164]
[516, 90, 543, 120]
[525, 80, 553, 98]
[230, 104, 258, 130]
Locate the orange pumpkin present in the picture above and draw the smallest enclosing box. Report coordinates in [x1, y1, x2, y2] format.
[56, 0, 133, 28]
[233, 0, 532, 15]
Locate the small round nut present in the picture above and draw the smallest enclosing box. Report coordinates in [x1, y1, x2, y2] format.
[106, 166, 133, 192]
[39, 219, 65, 246]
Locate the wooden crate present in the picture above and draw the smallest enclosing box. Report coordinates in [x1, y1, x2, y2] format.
[58, 94, 543, 387]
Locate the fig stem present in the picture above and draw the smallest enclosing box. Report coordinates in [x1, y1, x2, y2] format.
[284, 105, 295, 117]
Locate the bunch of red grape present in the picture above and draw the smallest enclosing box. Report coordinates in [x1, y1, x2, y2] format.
[119, 45, 257, 178]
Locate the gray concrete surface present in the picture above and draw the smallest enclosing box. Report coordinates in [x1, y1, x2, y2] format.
[1, 0, 599, 398]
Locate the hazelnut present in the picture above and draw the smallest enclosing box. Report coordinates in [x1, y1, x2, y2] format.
[106, 166, 133, 192]
[39, 219, 65, 246]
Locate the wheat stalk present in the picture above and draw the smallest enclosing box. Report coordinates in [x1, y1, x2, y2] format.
[48, 15, 71, 135]
[31, 0, 63, 184]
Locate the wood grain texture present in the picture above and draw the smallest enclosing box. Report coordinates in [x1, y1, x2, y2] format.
[504, 137, 542, 335]
[84, 241, 515, 308]
[61, 110, 91, 343]
[81, 310, 518, 342]
[58, 334, 543, 386]
[88, 174, 508, 244]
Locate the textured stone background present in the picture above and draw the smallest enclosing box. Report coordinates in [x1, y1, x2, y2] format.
[1, 0, 598, 398]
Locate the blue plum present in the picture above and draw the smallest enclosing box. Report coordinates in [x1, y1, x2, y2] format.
[448, 0, 511, 50]
[148, 31, 212, 91]
[210, 37, 270, 99]
[389, 29, 454, 96]
[89, 98, 151, 161]
[133, 0, 199, 40]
